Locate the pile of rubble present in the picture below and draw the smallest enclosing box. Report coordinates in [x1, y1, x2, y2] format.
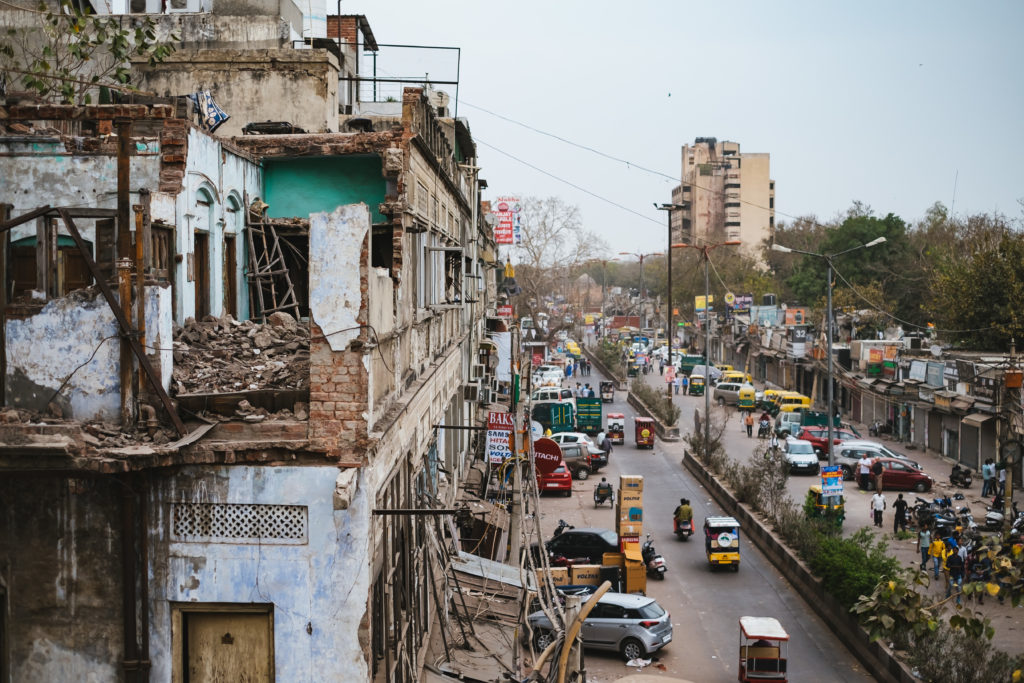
[171, 312, 310, 395]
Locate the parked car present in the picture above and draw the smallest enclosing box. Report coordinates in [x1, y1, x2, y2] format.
[533, 369, 564, 387]
[536, 461, 572, 497]
[526, 592, 672, 661]
[782, 437, 820, 475]
[834, 440, 921, 480]
[796, 427, 860, 459]
[542, 527, 619, 565]
[774, 411, 803, 438]
[868, 457, 934, 492]
[559, 442, 607, 478]
[550, 432, 597, 450]
[713, 382, 745, 406]
[531, 387, 575, 408]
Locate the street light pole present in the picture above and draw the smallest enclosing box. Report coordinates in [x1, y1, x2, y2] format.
[618, 251, 662, 331]
[772, 236, 887, 467]
[672, 240, 741, 458]
[657, 203, 687, 400]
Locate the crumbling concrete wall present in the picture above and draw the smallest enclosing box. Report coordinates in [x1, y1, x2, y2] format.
[5, 286, 172, 420]
[147, 464, 370, 681]
[134, 48, 339, 137]
[0, 475, 124, 682]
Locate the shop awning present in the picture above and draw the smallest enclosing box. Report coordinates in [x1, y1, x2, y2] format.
[950, 397, 973, 412]
[962, 413, 994, 428]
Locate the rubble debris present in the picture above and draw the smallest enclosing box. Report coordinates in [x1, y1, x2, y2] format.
[171, 312, 309, 394]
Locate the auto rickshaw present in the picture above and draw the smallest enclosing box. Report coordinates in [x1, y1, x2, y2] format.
[627, 361, 639, 378]
[606, 413, 625, 445]
[688, 374, 705, 396]
[737, 385, 756, 411]
[805, 484, 845, 527]
[599, 381, 615, 403]
[738, 616, 789, 682]
[635, 416, 655, 449]
[759, 388, 784, 412]
[704, 516, 741, 571]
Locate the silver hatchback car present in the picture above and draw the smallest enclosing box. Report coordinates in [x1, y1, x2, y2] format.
[527, 592, 672, 660]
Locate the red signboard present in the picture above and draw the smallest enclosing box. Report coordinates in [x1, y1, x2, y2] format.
[532, 437, 562, 475]
[532, 353, 544, 366]
[498, 304, 514, 318]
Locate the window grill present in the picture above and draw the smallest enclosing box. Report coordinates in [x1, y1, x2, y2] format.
[171, 503, 308, 544]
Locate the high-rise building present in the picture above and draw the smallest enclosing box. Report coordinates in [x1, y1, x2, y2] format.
[671, 138, 774, 259]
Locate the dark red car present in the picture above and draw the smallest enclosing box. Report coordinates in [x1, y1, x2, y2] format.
[537, 461, 573, 497]
[796, 427, 860, 460]
[868, 457, 934, 492]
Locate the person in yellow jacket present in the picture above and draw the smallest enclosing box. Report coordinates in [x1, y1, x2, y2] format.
[927, 536, 945, 580]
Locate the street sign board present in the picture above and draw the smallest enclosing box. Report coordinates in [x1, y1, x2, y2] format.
[533, 437, 562, 475]
[487, 411, 515, 465]
[821, 465, 843, 495]
[498, 304, 513, 318]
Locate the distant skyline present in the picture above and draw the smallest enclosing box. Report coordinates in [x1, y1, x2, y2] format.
[344, 1, 1024, 253]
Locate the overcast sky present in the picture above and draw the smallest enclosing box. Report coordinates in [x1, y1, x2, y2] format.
[344, 0, 1024, 255]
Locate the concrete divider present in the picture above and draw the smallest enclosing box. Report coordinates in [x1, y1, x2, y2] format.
[682, 451, 918, 683]
[584, 347, 680, 442]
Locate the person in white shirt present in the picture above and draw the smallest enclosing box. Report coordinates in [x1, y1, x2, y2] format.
[871, 492, 887, 527]
[858, 454, 873, 491]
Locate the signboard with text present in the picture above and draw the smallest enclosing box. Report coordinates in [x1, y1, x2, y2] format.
[498, 304, 514, 318]
[532, 437, 562, 475]
[492, 196, 521, 245]
[821, 465, 843, 496]
[487, 411, 515, 465]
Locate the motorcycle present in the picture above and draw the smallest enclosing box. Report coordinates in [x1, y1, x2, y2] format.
[552, 519, 574, 538]
[950, 465, 973, 488]
[674, 518, 694, 541]
[757, 419, 771, 439]
[641, 535, 667, 579]
[869, 420, 893, 437]
[986, 495, 1021, 531]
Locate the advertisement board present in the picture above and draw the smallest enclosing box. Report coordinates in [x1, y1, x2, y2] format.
[821, 465, 843, 495]
[486, 411, 515, 465]
[492, 196, 521, 245]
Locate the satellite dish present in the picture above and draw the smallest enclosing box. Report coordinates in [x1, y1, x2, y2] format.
[929, 345, 943, 358]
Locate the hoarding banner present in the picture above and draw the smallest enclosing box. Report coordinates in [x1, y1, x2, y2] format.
[821, 466, 843, 495]
[492, 196, 521, 245]
[487, 411, 515, 464]
[498, 304, 514, 318]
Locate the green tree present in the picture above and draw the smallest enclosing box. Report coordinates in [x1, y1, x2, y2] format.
[0, 0, 177, 104]
[931, 230, 1024, 350]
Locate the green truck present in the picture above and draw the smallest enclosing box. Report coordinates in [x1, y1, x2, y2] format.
[675, 353, 707, 376]
[531, 402, 575, 434]
[575, 397, 603, 435]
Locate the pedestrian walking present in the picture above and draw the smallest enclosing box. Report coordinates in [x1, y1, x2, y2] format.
[946, 546, 965, 605]
[871, 458, 885, 492]
[927, 535, 945, 579]
[893, 493, 908, 534]
[659, 359, 665, 376]
[871, 491, 886, 527]
[744, 412, 754, 438]
[681, 375, 689, 393]
[981, 458, 995, 497]
[857, 454, 873, 491]
[674, 376, 681, 395]
[917, 525, 932, 570]
[998, 465, 1007, 496]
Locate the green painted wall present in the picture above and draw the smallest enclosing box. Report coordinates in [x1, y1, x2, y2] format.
[263, 155, 386, 222]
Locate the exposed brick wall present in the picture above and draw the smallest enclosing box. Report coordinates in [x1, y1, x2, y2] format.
[159, 118, 187, 193]
[326, 16, 359, 45]
[308, 323, 371, 464]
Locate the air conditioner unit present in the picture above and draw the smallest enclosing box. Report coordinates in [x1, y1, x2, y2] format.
[479, 388, 492, 404]
[462, 383, 480, 402]
[491, 378, 500, 393]
[471, 363, 486, 380]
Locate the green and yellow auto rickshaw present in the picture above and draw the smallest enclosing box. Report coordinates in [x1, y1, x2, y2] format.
[704, 516, 741, 571]
[805, 485, 845, 527]
[688, 373, 705, 396]
[738, 385, 756, 411]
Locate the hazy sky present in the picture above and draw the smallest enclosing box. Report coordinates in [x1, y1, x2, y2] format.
[344, 1, 1024, 254]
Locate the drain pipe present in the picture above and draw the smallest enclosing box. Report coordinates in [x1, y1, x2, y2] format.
[120, 480, 143, 682]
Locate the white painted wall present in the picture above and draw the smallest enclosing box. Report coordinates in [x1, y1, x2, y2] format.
[5, 286, 172, 420]
[309, 205, 369, 352]
[147, 465, 370, 682]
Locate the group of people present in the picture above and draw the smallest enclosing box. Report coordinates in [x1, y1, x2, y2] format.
[917, 525, 1004, 607]
[867, 491, 909, 532]
[981, 458, 1007, 497]
[565, 358, 592, 377]
[573, 382, 596, 398]
[857, 454, 886, 491]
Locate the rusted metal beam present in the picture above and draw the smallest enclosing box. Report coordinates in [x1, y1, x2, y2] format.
[58, 209, 187, 436]
[116, 119, 132, 260]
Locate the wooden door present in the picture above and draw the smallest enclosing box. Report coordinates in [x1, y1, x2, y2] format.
[194, 232, 210, 319]
[184, 611, 272, 682]
[223, 234, 237, 317]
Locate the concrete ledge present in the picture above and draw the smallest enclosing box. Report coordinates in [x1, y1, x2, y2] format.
[626, 391, 681, 442]
[682, 451, 918, 683]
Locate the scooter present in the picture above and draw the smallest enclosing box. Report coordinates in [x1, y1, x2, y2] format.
[641, 535, 667, 579]
[674, 518, 694, 541]
[552, 519, 574, 538]
[986, 496, 1021, 531]
[950, 465, 973, 488]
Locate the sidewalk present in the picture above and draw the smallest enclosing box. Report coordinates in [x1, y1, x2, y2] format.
[634, 365, 1023, 656]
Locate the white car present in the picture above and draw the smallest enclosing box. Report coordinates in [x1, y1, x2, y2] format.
[782, 438, 820, 475]
[533, 370, 564, 388]
[549, 432, 598, 450]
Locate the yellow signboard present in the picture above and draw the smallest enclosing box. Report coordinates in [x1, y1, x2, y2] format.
[695, 295, 715, 312]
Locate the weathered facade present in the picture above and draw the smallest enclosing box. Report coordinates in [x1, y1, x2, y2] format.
[0, 9, 499, 683]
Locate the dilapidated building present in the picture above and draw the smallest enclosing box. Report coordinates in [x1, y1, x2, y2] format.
[0, 8, 500, 682]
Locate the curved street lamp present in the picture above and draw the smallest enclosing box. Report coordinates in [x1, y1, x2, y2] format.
[672, 240, 741, 458]
[771, 236, 887, 466]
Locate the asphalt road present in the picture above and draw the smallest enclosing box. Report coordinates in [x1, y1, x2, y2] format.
[532, 369, 874, 682]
